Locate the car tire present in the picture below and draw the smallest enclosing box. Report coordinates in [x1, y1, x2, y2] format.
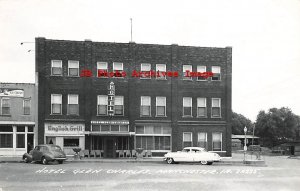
[200, 160, 208, 165]
[23, 156, 29, 163]
[166, 158, 174, 164]
[58, 160, 63, 164]
[41, 157, 48, 165]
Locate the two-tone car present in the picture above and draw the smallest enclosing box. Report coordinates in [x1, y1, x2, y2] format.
[163, 147, 221, 165]
[22, 144, 66, 165]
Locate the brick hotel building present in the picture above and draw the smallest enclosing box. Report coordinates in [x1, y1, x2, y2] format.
[36, 37, 232, 157]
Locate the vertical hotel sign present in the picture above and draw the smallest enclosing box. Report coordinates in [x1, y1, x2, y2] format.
[108, 82, 115, 116]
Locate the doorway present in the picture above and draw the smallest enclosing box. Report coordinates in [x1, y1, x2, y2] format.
[104, 137, 116, 158]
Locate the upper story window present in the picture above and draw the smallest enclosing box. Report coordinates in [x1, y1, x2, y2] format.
[97, 95, 108, 116]
[211, 66, 221, 81]
[212, 132, 222, 151]
[140, 96, 151, 117]
[156, 96, 166, 117]
[51, 60, 62, 76]
[211, 98, 221, 118]
[183, 97, 192, 117]
[113, 62, 123, 77]
[114, 96, 124, 116]
[183, 132, 192, 147]
[68, 61, 79, 77]
[156, 64, 166, 80]
[1, 98, 10, 115]
[141, 63, 151, 79]
[97, 62, 108, 78]
[68, 94, 79, 115]
[197, 97, 207, 117]
[198, 132, 207, 149]
[51, 94, 62, 115]
[183, 65, 192, 80]
[23, 99, 31, 115]
[197, 66, 207, 81]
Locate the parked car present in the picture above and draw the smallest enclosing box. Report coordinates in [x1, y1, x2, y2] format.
[163, 147, 221, 165]
[22, 144, 66, 165]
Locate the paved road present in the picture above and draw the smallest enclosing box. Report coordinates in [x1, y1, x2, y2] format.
[0, 155, 299, 191]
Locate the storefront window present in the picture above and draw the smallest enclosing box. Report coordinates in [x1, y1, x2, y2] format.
[92, 125, 100, 131]
[101, 125, 110, 131]
[17, 126, 25, 132]
[117, 137, 128, 150]
[64, 138, 79, 147]
[0, 134, 13, 148]
[111, 125, 119, 131]
[17, 134, 25, 148]
[120, 125, 128, 132]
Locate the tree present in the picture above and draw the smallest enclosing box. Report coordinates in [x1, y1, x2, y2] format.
[231, 112, 254, 135]
[255, 107, 299, 147]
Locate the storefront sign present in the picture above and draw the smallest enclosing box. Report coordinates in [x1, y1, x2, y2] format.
[0, 88, 24, 97]
[45, 123, 85, 135]
[91, 120, 129, 125]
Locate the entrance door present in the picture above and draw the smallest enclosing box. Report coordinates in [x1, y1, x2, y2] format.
[104, 137, 116, 158]
[291, 146, 295, 155]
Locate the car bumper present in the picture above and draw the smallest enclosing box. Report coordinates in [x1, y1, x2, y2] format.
[53, 157, 67, 160]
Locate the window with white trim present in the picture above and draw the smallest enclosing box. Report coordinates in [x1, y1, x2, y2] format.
[68, 61, 79, 77]
[183, 65, 192, 80]
[156, 96, 166, 117]
[114, 96, 124, 116]
[67, 94, 79, 115]
[141, 63, 151, 79]
[1, 98, 10, 115]
[156, 64, 166, 80]
[211, 66, 221, 81]
[97, 62, 108, 77]
[51, 60, 62, 76]
[183, 132, 192, 147]
[211, 98, 221, 118]
[197, 132, 207, 149]
[197, 98, 207, 117]
[183, 97, 192, 117]
[141, 96, 151, 116]
[23, 99, 31, 115]
[197, 66, 207, 81]
[51, 94, 62, 115]
[212, 132, 222, 151]
[97, 95, 108, 115]
[113, 62, 123, 77]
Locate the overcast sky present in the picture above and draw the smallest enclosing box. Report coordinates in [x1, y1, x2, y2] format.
[0, 0, 299, 121]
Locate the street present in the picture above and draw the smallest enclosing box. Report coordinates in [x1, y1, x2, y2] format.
[0, 155, 300, 191]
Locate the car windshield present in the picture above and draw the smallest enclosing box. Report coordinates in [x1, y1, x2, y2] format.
[50, 145, 62, 151]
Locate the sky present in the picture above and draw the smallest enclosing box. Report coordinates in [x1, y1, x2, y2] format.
[0, 0, 299, 121]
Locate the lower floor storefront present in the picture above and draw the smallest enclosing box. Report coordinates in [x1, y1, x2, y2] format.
[0, 122, 35, 156]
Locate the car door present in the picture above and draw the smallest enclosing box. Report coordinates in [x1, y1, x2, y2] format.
[32, 146, 41, 161]
[177, 148, 193, 162]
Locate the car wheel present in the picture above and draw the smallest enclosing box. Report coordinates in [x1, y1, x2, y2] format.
[166, 158, 174, 164]
[58, 160, 63, 164]
[23, 156, 29, 163]
[200, 160, 208, 165]
[41, 157, 48, 165]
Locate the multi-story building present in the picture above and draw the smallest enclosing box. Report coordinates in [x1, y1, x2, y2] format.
[36, 37, 232, 157]
[0, 83, 37, 156]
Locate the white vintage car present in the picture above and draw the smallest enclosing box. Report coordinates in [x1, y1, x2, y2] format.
[163, 147, 221, 165]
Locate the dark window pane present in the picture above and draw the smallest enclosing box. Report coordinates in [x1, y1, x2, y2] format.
[0, 134, 13, 148]
[17, 126, 25, 132]
[212, 107, 221, 117]
[114, 105, 123, 115]
[198, 107, 206, 117]
[136, 136, 142, 148]
[213, 142, 221, 151]
[136, 126, 144, 134]
[156, 106, 165, 116]
[98, 105, 107, 115]
[2, 107, 10, 115]
[28, 126, 34, 132]
[0, 126, 13, 132]
[17, 134, 25, 148]
[111, 125, 119, 131]
[101, 125, 109, 131]
[183, 141, 192, 147]
[52, 104, 61, 114]
[120, 125, 128, 132]
[69, 68, 79, 76]
[68, 104, 79, 115]
[92, 125, 100, 131]
[212, 74, 220, 81]
[52, 67, 62, 75]
[64, 138, 79, 147]
[141, 106, 150, 116]
[183, 107, 192, 116]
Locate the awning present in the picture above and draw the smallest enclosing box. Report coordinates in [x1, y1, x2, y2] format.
[86, 131, 135, 136]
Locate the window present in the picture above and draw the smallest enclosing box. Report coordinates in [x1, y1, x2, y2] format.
[17, 134, 25, 148]
[211, 66, 221, 81]
[183, 97, 192, 117]
[156, 64, 166, 80]
[97, 62, 108, 77]
[156, 97, 166, 117]
[183, 65, 192, 80]
[51, 60, 62, 76]
[197, 66, 206, 81]
[114, 96, 124, 116]
[141, 96, 151, 116]
[64, 138, 79, 147]
[23, 99, 31, 115]
[197, 98, 207, 117]
[68, 61, 79, 76]
[141, 63, 151, 79]
[68, 94, 79, 115]
[197, 132, 207, 149]
[211, 98, 221, 117]
[97, 95, 108, 115]
[113, 62, 123, 77]
[1, 98, 10, 115]
[212, 132, 222, 151]
[183, 132, 192, 147]
[0, 134, 13, 148]
[51, 94, 62, 114]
